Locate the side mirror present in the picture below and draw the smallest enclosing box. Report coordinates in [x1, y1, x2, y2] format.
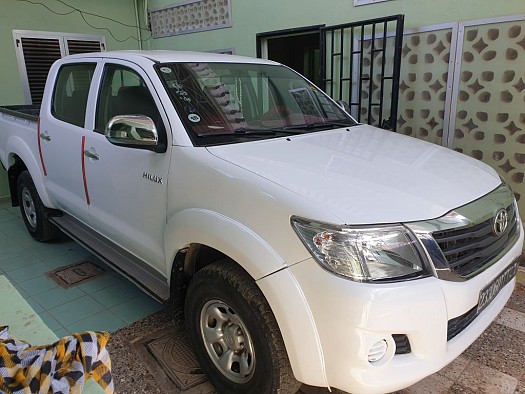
[105, 115, 160, 151]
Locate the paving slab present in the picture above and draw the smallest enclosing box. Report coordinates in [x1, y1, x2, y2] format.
[496, 307, 525, 333]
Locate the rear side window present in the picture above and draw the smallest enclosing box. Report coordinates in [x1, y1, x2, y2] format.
[52, 63, 96, 127]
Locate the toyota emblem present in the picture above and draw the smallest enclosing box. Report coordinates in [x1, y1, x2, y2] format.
[492, 209, 508, 236]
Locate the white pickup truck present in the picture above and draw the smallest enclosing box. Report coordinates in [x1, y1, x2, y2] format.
[0, 51, 523, 394]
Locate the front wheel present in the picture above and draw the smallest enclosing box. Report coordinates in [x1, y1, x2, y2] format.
[16, 171, 58, 241]
[185, 260, 301, 394]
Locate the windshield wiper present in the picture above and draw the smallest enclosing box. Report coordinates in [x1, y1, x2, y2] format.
[280, 121, 356, 131]
[196, 127, 305, 137]
[196, 127, 277, 138]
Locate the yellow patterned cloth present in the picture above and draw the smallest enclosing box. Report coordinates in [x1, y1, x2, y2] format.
[0, 326, 113, 394]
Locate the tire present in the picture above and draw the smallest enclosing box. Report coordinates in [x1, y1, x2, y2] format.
[16, 170, 58, 241]
[185, 259, 301, 394]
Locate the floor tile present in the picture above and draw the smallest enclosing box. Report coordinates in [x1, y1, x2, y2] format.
[7, 262, 53, 283]
[0, 254, 42, 272]
[403, 373, 454, 393]
[456, 359, 517, 393]
[48, 295, 106, 326]
[43, 251, 91, 270]
[0, 248, 39, 264]
[53, 327, 71, 339]
[0, 236, 15, 250]
[65, 309, 127, 333]
[496, 307, 525, 333]
[91, 281, 144, 308]
[34, 286, 86, 310]
[110, 296, 163, 324]
[438, 356, 470, 381]
[24, 296, 45, 314]
[77, 272, 124, 293]
[27, 242, 76, 260]
[17, 275, 58, 296]
[38, 311, 64, 332]
[0, 214, 18, 224]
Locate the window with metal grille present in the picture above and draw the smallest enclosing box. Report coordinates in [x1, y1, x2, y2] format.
[13, 31, 105, 105]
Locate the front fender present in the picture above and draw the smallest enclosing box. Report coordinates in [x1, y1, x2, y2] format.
[257, 268, 329, 388]
[165, 208, 328, 387]
[165, 208, 285, 279]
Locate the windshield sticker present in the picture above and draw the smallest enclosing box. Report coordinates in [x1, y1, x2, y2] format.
[188, 114, 201, 123]
[169, 80, 192, 103]
[160, 67, 172, 74]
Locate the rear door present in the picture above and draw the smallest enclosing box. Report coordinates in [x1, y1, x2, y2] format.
[39, 61, 97, 224]
[82, 60, 171, 273]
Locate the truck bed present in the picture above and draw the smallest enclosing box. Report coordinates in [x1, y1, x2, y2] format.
[0, 105, 40, 121]
[0, 104, 40, 175]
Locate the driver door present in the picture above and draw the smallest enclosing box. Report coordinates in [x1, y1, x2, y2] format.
[83, 61, 171, 274]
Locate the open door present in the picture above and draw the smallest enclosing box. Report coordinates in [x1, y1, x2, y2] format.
[257, 15, 404, 131]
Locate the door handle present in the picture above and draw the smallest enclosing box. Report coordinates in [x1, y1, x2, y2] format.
[83, 150, 99, 160]
[39, 133, 51, 141]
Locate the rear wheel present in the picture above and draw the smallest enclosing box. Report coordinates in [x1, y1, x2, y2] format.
[17, 171, 58, 241]
[185, 259, 301, 394]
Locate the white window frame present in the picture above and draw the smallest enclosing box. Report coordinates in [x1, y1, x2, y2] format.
[12, 30, 105, 104]
[354, 0, 394, 6]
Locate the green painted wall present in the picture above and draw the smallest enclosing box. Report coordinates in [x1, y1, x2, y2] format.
[0, 0, 141, 105]
[146, 0, 525, 55]
[0, 0, 142, 199]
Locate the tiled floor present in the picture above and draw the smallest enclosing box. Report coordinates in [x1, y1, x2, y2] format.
[0, 200, 163, 338]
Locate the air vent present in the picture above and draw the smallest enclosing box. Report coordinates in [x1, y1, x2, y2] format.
[66, 40, 103, 55]
[20, 37, 62, 105]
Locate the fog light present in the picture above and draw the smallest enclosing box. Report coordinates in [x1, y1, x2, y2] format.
[368, 340, 388, 363]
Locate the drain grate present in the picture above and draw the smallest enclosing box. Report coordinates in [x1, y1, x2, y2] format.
[145, 326, 210, 391]
[46, 261, 106, 289]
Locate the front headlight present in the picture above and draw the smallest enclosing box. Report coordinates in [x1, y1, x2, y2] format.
[291, 217, 430, 282]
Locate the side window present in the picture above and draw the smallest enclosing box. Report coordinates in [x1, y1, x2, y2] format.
[52, 63, 96, 127]
[95, 65, 164, 135]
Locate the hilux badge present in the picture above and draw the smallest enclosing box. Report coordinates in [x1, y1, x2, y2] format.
[492, 209, 508, 236]
[143, 171, 163, 185]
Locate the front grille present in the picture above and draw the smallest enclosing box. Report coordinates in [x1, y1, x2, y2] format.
[432, 203, 518, 277]
[447, 306, 478, 341]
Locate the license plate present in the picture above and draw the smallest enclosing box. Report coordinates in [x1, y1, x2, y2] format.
[477, 258, 520, 314]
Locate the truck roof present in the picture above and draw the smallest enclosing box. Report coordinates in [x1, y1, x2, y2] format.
[64, 50, 279, 66]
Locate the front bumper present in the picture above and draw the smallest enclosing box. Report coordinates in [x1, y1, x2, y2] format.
[288, 226, 523, 394]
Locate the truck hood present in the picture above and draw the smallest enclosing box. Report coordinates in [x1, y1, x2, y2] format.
[206, 125, 501, 224]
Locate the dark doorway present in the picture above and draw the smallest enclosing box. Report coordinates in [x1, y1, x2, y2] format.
[256, 26, 323, 86]
[267, 33, 320, 86]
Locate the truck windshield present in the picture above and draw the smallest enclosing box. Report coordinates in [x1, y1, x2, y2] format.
[155, 62, 357, 146]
